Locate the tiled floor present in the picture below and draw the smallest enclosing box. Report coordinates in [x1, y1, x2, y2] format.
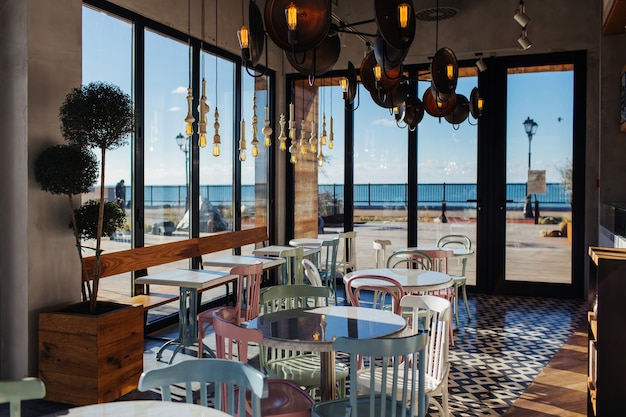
[4, 292, 586, 417]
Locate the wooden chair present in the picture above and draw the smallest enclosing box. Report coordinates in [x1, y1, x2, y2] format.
[311, 333, 428, 417]
[197, 262, 263, 358]
[259, 285, 349, 398]
[0, 378, 46, 417]
[344, 274, 405, 315]
[336, 231, 357, 276]
[373, 239, 392, 268]
[213, 308, 315, 417]
[317, 238, 339, 305]
[437, 234, 473, 324]
[279, 247, 304, 285]
[138, 358, 267, 417]
[399, 295, 451, 417]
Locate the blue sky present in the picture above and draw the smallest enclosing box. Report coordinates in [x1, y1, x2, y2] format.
[82, 6, 573, 187]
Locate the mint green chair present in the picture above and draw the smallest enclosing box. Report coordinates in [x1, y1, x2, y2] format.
[311, 333, 428, 417]
[279, 246, 304, 285]
[437, 233, 473, 325]
[318, 238, 339, 305]
[0, 377, 46, 417]
[138, 359, 267, 417]
[259, 285, 349, 398]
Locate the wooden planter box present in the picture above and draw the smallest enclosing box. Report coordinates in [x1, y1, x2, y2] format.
[39, 302, 144, 405]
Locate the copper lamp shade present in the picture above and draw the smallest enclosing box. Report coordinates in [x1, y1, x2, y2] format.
[469, 87, 484, 119]
[264, 0, 331, 53]
[345, 61, 357, 105]
[374, 0, 416, 50]
[370, 81, 408, 108]
[444, 94, 469, 124]
[373, 36, 407, 72]
[360, 51, 402, 94]
[285, 34, 340, 76]
[430, 47, 458, 97]
[423, 87, 457, 117]
[403, 94, 425, 127]
[249, 0, 265, 66]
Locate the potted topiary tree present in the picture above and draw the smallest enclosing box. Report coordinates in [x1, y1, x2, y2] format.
[35, 82, 143, 405]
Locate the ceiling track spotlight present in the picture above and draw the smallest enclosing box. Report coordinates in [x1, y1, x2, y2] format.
[475, 53, 487, 72]
[518, 28, 532, 50]
[513, 0, 531, 28]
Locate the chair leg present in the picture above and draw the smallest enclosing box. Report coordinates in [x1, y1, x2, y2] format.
[461, 283, 471, 321]
[453, 283, 460, 328]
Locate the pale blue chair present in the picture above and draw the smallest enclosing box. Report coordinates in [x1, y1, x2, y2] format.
[279, 246, 304, 285]
[259, 284, 349, 398]
[138, 359, 268, 417]
[318, 237, 339, 305]
[311, 333, 428, 417]
[437, 233, 473, 325]
[0, 377, 46, 417]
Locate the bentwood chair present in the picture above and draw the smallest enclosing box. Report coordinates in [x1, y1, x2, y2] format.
[311, 333, 428, 417]
[398, 295, 451, 416]
[212, 308, 315, 417]
[0, 378, 46, 417]
[197, 262, 263, 357]
[302, 258, 324, 287]
[387, 250, 433, 271]
[258, 285, 349, 398]
[437, 234, 473, 324]
[344, 274, 405, 315]
[138, 359, 268, 417]
[336, 231, 357, 276]
[373, 239, 392, 268]
[317, 237, 339, 305]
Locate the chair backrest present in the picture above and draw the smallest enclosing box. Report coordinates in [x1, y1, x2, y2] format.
[387, 250, 433, 270]
[231, 262, 263, 323]
[138, 358, 268, 417]
[373, 239, 392, 268]
[333, 333, 428, 417]
[437, 234, 471, 250]
[400, 295, 451, 384]
[259, 284, 330, 314]
[302, 258, 323, 286]
[344, 274, 404, 314]
[318, 237, 339, 283]
[213, 307, 263, 363]
[337, 231, 357, 273]
[278, 246, 304, 285]
[413, 249, 453, 273]
[0, 378, 46, 417]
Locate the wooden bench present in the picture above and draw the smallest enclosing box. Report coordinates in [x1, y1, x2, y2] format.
[83, 226, 269, 313]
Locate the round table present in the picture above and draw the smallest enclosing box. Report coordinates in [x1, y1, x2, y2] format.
[289, 237, 334, 247]
[399, 246, 474, 257]
[42, 400, 231, 417]
[343, 268, 453, 293]
[247, 305, 406, 402]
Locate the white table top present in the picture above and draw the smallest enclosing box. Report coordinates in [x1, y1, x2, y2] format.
[289, 237, 336, 247]
[43, 400, 230, 417]
[135, 269, 236, 289]
[252, 245, 320, 257]
[344, 268, 453, 293]
[202, 255, 285, 269]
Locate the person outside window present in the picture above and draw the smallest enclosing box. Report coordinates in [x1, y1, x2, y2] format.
[115, 179, 126, 208]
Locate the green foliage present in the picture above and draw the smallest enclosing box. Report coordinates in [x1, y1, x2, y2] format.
[34, 144, 98, 196]
[73, 200, 125, 240]
[558, 159, 573, 202]
[60, 82, 134, 151]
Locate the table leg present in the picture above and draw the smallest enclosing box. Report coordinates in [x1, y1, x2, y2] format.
[319, 351, 337, 402]
[155, 287, 201, 363]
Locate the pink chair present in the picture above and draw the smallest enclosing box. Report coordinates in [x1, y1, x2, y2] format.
[344, 274, 405, 315]
[213, 308, 315, 417]
[197, 262, 263, 358]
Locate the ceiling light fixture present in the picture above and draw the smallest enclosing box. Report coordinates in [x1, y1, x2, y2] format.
[475, 53, 487, 72]
[513, 0, 531, 28]
[518, 28, 532, 50]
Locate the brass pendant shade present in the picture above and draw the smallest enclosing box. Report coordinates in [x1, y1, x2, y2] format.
[374, 0, 416, 50]
[403, 94, 425, 127]
[345, 61, 357, 105]
[444, 93, 469, 124]
[423, 87, 457, 117]
[431, 47, 459, 96]
[360, 51, 402, 94]
[370, 81, 408, 108]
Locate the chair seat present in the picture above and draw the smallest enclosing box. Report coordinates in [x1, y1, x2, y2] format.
[311, 395, 408, 417]
[266, 354, 349, 389]
[261, 380, 315, 417]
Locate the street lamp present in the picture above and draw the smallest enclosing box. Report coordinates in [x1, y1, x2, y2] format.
[176, 132, 190, 210]
[522, 117, 538, 219]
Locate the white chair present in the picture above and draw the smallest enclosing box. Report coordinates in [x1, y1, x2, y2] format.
[437, 234, 473, 325]
[336, 231, 357, 276]
[302, 258, 324, 287]
[373, 239, 392, 268]
[399, 295, 451, 416]
[0, 378, 46, 417]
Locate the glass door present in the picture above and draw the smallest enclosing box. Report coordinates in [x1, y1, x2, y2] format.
[505, 66, 573, 285]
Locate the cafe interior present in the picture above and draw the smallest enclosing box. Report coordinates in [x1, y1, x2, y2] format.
[1, 0, 626, 416]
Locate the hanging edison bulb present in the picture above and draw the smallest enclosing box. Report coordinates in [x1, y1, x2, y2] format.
[320, 113, 327, 146]
[212, 107, 221, 157]
[289, 141, 298, 164]
[329, 116, 334, 149]
[299, 119, 307, 155]
[278, 113, 287, 151]
[309, 120, 317, 154]
[185, 87, 195, 136]
[318, 147, 324, 167]
[251, 94, 259, 157]
[262, 106, 273, 147]
[239, 119, 246, 161]
[198, 79, 209, 148]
